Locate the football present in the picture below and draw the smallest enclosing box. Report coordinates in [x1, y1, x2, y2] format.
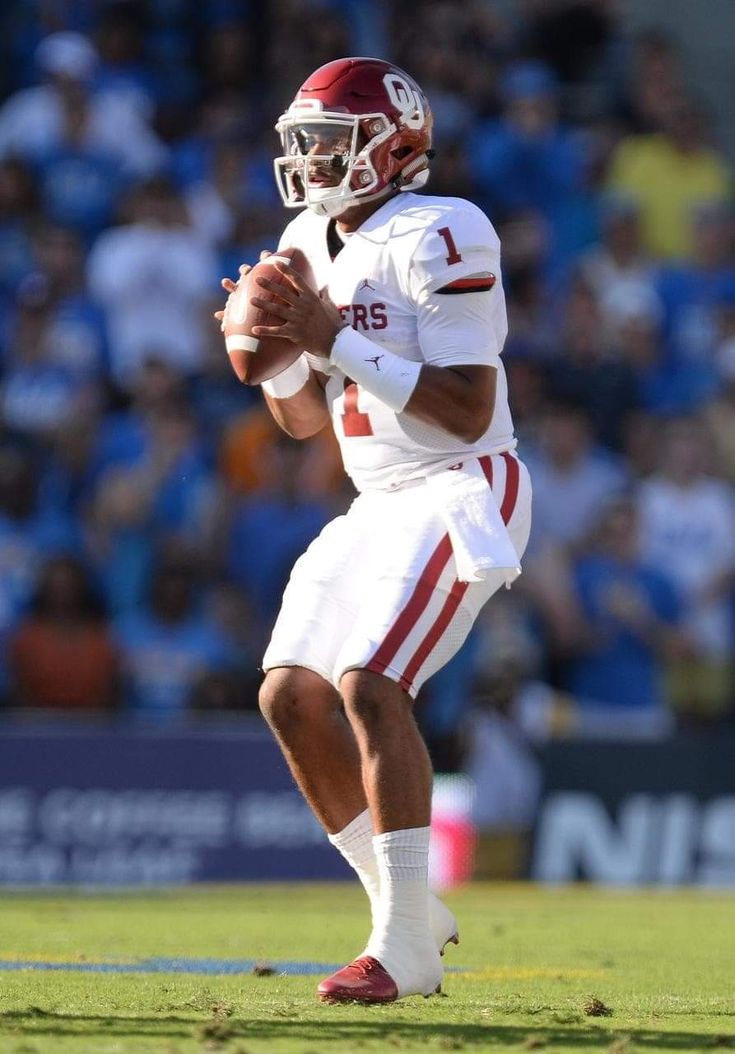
[222, 247, 316, 385]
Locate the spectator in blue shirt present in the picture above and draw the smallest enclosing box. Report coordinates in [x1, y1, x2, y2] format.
[88, 369, 220, 565]
[469, 61, 587, 264]
[566, 497, 685, 734]
[227, 433, 332, 626]
[608, 280, 719, 416]
[0, 440, 80, 697]
[30, 224, 108, 379]
[656, 203, 735, 370]
[0, 31, 167, 178]
[93, 5, 161, 117]
[524, 399, 629, 553]
[113, 560, 237, 718]
[85, 466, 154, 618]
[35, 126, 125, 241]
[0, 159, 37, 296]
[548, 277, 640, 449]
[0, 256, 102, 442]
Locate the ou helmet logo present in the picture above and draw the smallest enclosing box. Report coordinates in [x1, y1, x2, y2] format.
[383, 73, 425, 130]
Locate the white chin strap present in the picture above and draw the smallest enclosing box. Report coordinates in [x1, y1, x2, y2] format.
[311, 202, 342, 217]
[307, 189, 353, 218]
[305, 182, 397, 219]
[404, 168, 430, 191]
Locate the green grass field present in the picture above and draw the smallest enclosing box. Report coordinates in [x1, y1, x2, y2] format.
[0, 884, 733, 1054]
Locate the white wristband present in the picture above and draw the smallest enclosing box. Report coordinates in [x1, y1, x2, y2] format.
[262, 355, 310, 398]
[330, 327, 421, 412]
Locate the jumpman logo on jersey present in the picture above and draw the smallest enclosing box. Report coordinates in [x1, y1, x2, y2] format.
[359, 278, 376, 291]
[365, 354, 384, 371]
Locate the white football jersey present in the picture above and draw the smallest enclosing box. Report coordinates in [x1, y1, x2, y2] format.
[277, 192, 516, 492]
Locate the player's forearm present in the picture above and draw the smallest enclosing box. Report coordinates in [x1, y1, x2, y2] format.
[328, 327, 496, 444]
[262, 370, 330, 439]
[404, 364, 496, 443]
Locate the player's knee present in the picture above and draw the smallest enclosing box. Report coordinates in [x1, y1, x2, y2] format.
[258, 667, 336, 732]
[341, 669, 403, 734]
[258, 668, 308, 730]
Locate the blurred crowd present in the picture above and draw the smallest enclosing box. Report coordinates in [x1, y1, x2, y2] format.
[0, 1, 734, 784]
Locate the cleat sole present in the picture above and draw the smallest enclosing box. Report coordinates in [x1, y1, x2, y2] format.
[319, 993, 396, 1005]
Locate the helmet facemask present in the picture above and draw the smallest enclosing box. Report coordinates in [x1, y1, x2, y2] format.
[274, 109, 400, 218]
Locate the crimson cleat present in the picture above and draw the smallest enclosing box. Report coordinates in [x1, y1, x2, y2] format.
[317, 955, 398, 1004]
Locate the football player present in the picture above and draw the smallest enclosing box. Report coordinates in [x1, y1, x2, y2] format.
[219, 57, 532, 1003]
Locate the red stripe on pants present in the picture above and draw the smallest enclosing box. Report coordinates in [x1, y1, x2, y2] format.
[398, 580, 470, 691]
[365, 533, 453, 678]
[479, 455, 493, 487]
[500, 452, 519, 524]
[397, 452, 520, 693]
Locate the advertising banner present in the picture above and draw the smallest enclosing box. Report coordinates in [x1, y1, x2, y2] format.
[531, 737, 735, 886]
[0, 722, 350, 885]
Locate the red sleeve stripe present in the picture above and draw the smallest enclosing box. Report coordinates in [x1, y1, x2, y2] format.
[436, 275, 496, 294]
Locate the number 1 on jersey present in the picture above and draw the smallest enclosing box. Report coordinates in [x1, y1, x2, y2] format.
[437, 226, 463, 265]
[342, 379, 373, 437]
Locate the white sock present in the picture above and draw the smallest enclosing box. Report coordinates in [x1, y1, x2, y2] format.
[328, 813, 458, 953]
[365, 826, 442, 997]
[328, 810, 381, 927]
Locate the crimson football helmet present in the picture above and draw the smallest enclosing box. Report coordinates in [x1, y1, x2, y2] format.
[274, 57, 433, 218]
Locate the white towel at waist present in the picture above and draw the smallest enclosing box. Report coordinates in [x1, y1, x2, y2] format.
[424, 459, 521, 585]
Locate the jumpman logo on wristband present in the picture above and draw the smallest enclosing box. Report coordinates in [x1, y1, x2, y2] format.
[365, 354, 384, 371]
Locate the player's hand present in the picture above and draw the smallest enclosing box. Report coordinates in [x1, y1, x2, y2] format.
[249, 263, 346, 358]
[213, 252, 273, 329]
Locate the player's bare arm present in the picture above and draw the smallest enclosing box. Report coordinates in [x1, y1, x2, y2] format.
[404, 362, 496, 444]
[262, 371, 330, 440]
[251, 266, 497, 444]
